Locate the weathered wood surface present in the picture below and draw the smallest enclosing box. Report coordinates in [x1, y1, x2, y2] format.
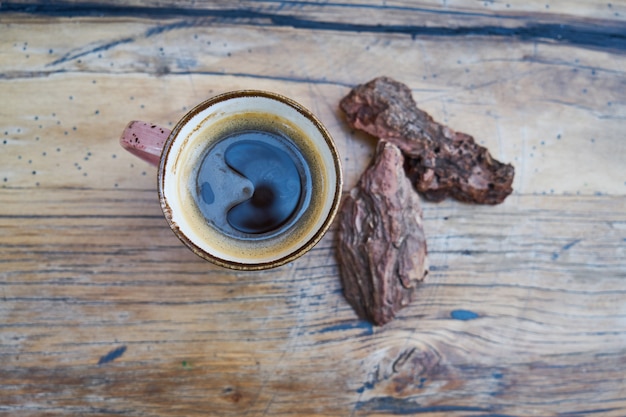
[1, 1, 625, 416]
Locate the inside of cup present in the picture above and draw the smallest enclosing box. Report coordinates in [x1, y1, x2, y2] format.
[159, 91, 342, 270]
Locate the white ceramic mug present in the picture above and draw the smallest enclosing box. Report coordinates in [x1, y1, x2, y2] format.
[120, 91, 342, 270]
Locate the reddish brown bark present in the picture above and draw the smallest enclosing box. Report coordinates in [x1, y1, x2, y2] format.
[337, 141, 428, 326]
[340, 76, 515, 204]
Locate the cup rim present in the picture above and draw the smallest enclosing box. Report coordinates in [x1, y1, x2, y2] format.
[157, 90, 343, 270]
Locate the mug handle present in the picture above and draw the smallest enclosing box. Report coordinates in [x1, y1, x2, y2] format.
[119, 121, 171, 166]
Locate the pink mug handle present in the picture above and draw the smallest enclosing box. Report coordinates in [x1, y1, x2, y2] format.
[120, 121, 171, 166]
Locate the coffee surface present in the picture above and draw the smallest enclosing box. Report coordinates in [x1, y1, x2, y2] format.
[194, 128, 310, 237]
[224, 135, 302, 233]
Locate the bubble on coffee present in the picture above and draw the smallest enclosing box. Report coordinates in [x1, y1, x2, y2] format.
[193, 127, 312, 238]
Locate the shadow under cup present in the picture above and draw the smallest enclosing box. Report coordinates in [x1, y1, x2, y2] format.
[159, 91, 342, 270]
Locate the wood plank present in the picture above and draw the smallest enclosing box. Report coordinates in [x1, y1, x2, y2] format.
[3, 0, 625, 29]
[2, 188, 625, 415]
[1, 25, 624, 193]
[1, 2, 625, 416]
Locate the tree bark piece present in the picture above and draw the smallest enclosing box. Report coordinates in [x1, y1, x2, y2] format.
[337, 141, 428, 326]
[340, 76, 515, 204]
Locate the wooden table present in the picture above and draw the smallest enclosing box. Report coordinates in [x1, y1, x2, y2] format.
[1, 2, 625, 416]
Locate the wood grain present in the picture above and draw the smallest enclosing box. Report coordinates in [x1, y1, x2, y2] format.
[1, 1, 625, 416]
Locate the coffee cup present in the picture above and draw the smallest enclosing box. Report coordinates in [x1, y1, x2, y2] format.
[120, 90, 343, 270]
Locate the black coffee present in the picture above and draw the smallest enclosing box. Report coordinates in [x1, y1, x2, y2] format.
[195, 128, 311, 236]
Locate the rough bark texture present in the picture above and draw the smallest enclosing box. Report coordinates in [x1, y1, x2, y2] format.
[340, 76, 515, 204]
[337, 141, 428, 326]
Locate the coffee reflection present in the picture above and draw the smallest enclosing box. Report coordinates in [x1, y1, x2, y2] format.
[194, 128, 312, 237]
